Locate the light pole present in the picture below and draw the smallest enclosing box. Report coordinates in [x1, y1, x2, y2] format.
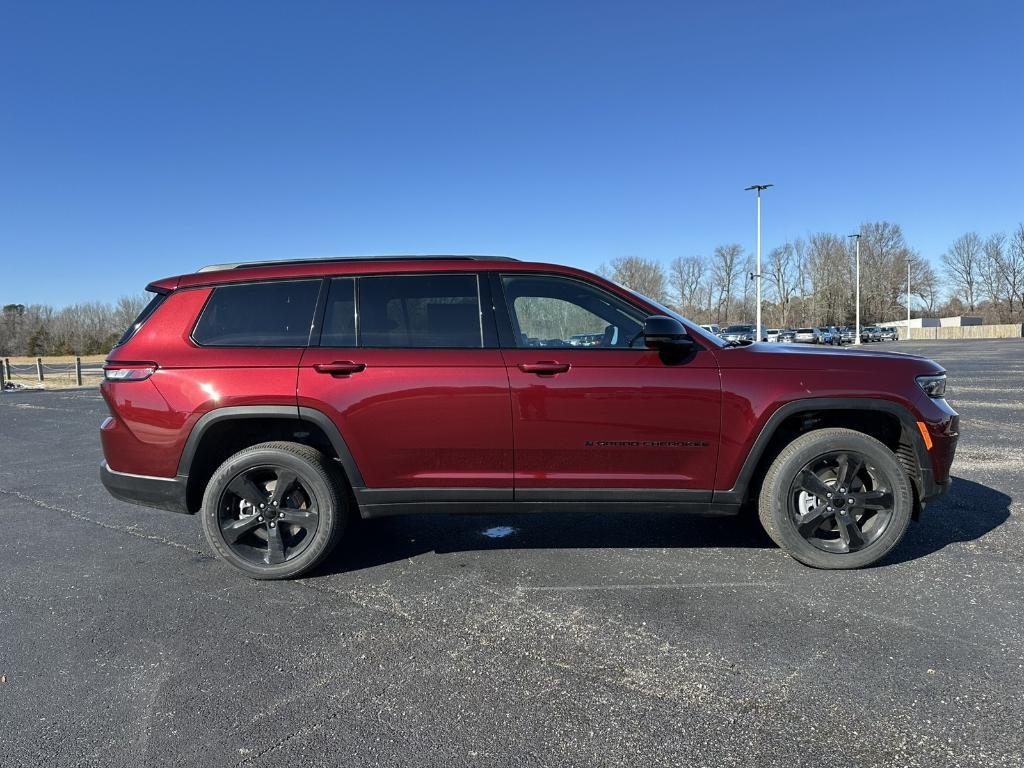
[745, 184, 773, 341]
[848, 233, 861, 345]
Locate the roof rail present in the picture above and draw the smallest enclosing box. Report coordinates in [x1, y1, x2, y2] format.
[196, 255, 519, 273]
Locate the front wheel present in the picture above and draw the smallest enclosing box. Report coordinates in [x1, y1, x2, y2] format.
[758, 428, 913, 569]
[200, 442, 348, 579]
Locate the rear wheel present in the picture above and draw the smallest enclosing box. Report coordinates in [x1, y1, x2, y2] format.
[758, 428, 913, 569]
[200, 442, 347, 579]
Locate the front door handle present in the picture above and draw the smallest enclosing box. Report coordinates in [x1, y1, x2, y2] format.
[518, 361, 571, 375]
[314, 361, 367, 377]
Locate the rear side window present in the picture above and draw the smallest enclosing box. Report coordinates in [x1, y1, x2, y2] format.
[114, 292, 166, 346]
[357, 274, 482, 348]
[192, 280, 320, 347]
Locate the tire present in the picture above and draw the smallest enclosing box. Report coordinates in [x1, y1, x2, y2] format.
[757, 428, 913, 569]
[200, 441, 348, 579]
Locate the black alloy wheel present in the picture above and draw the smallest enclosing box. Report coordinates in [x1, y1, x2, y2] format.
[201, 442, 346, 579]
[788, 451, 896, 554]
[758, 428, 913, 569]
[217, 465, 320, 566]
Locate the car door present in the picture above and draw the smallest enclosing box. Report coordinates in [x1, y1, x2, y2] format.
[298, 272, 513, 500]
[494, 272, 721, 500]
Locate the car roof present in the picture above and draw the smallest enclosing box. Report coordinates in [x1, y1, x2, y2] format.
[196, 255, 518, 273]
[146, 255, 589, 292]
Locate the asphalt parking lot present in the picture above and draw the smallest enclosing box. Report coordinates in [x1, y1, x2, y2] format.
[1, 339, 1022, 768]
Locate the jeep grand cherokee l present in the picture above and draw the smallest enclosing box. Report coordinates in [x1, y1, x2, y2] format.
[100, 256, 958, 579]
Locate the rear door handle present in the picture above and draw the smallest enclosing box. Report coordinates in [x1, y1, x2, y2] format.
[518, 361, 571, 375]
[313, 361, 366, 377]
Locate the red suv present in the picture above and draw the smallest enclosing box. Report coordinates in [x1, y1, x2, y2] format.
[100, 256, 958, 578]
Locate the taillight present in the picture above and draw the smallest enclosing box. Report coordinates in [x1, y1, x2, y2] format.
[103, 364, 157, 382]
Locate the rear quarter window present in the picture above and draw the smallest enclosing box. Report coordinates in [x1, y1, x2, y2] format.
[114, 292, 166, 346]
[192, 280, 321, 347]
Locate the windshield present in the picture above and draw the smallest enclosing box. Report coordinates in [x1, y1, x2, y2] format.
[622, 288, 726, 348]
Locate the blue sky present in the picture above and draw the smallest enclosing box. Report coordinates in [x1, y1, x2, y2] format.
[2, 1, 1022, 306]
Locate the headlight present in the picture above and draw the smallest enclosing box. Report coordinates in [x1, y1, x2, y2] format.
[916, 373, 946, 398]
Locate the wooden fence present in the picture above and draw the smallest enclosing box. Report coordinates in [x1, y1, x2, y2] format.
[904, 324, 1024, 341]
[1, 357, 104, 389]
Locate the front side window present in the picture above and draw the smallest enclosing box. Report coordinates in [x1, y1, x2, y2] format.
[357, 274, 483, 348]
[192, 280, 320, 347]
[500, 274, 645, 348]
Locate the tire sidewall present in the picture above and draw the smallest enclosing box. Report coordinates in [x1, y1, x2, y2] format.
[763, 431, 913, 569]
[201, 446, 340, 579]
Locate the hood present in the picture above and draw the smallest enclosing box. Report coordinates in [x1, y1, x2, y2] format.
[713, 341, 944, 374]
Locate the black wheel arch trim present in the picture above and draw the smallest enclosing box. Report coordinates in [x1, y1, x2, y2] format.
[175, 404, 366, 489]
[713, 397, 936, 506]
[297, 406, 365, 487]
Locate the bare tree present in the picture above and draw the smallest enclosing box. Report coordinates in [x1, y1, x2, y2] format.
[607, 256, 668, 303]
[668, 255, 707, 313]
[993, 225, 1024, 320]
[857, 222, 915, 322]
[711, 244, 745, 324]
[766, 243, 797, 327]
[739, 252, 755, 322]
[978, 233, 1007, 320]
[806, 232, 850, 325]
[0, 304, 27, 355]
[792, 237, 812, 321]
[914, 261, 941, 315]
[0, 294, 149, 356]
[942, 232, 983, 311]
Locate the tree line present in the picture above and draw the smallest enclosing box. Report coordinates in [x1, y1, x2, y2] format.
[601, 220, 1024, 328]
[2, 221, 1022, 356]
[0, 296, 148, 356]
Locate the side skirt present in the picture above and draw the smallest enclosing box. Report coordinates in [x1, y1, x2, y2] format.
[352, 487, 738, 519]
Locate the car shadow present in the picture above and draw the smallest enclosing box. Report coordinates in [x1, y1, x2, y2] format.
[313, 475, 1010, 576]
[316, 509, 773, 576]
[881, 476, 1012, 565]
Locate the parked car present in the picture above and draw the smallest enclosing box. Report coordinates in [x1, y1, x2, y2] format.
[818, 327, 835, 345]
[700, 324, 721, 336]
[777, 330, 796, 343]
[764, 328, 781, 343]
[839, 326, 856, 344]
[794, 327, 821, 344]
[569, 332, 603, 347]
[100, 255, 957, 577]
[879, 327, 899, 342]
[824, 326, 847, 346]
[721, 324, 757, 343]
[862, 326, 882, 343]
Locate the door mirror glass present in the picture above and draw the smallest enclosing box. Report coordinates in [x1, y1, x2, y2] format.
[643, 315, 693, 350]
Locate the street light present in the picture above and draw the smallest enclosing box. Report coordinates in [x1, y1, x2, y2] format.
[745, 184, 773, 341]
[848, 233, 861, 345]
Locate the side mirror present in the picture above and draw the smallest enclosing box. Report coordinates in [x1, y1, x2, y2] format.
[643, 315, 693, 350]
